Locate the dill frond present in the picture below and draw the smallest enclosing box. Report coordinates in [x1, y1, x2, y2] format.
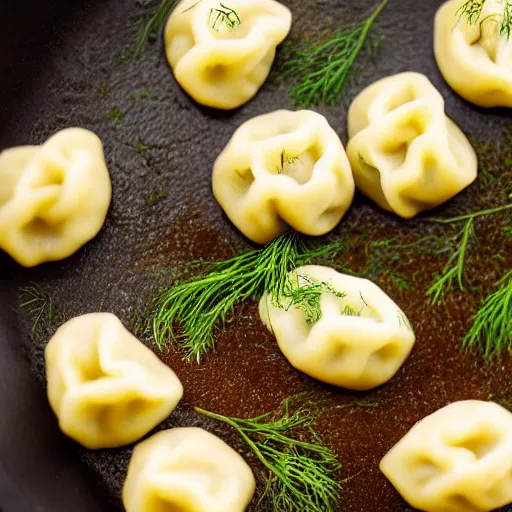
[135, 0, 179, 58]
[426, 218, 476, 305]
[209, 3, 241, 31]
[281, 274, 346, 325]
[342, 304, 360, 316]
[426, 203, 512, 224]
[463, 269, 512, 358]
[456, 0, 512, 40]
[151, 233, 347, 361]
[195, 395, 343, 512]
[278, 0, 387, 107]
[276, 151, 302, 174]
[19, 285, 57, 335]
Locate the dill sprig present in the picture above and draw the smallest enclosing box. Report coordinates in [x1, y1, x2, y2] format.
[463, 269, 512, 358]
[151, 233, 347, 361]
[424, 204, 512, 304]
[194, 395, 343, 512]
[18, 285, 57, 335]
[282, 274, 346, 325]
[426, 218, 476, 305]
[135, 0, 178, 58]
[456, 0, 512, 40]
[209, 3, 241, 31]
[278, 0, 387, 107]
[276, 151, 302, 174]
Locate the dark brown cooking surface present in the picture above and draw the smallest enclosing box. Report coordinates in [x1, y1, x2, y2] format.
[1, 0, 511, 510]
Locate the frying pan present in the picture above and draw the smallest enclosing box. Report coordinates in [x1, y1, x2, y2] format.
[0, 0, 511, 511]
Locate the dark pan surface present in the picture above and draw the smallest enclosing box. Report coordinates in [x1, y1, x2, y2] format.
[1, 0, 511, 510]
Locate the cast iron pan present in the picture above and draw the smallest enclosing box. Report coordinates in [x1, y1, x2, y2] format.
[1, 0, 511, 511]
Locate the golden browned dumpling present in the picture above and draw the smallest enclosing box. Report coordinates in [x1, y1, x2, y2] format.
[435, 0, 512, 108]
[45, 313, 183, 449]
[123, 428, 255, 512]
[381, 400, 512, 512]
[0, 128, 111, 267]
[165, 0, 291, 109]
[213, 110, 354, 244]
[259, 265, 415, 391]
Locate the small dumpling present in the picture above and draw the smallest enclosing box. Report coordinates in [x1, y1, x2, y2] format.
[346, 72, 477, 219]
[435, 0, 512, 108]
[123, 427, 256, 512]
[45, 313, 183, 449]
[0, 128, 111, 267]
[380, 400, 512, 512]
[259, 265, 415, 390]
[164, 0, 292, 109]
[213, 110, 355, 244]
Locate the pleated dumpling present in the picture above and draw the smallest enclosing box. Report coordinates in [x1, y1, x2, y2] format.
[45, 313, 183, 449]
[259, 265, 415, 391]
[0, 128, 111, 267]
[346, 72, 477, 218]
[435, 0, 512, 108]
[213, 110, 355, 244]
[123, 428, 256, 512]
[381, 400, 512, 512]
[164, 0, 292, 109]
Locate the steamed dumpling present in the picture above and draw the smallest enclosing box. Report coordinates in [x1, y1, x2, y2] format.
[213, 110, 355, 244]
[381, 400, 512, 512]
[164, 0, 292, 109]
[346, 72, 477, 218]
[123, 427, 256, 512]
[45, 313, 183, 449]
[435, 0, 512, 108]
[0, 128, 111, 267]
[259, 265, 415, 390]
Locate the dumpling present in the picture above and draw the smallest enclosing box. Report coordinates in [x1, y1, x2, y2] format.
[0, 128, 111, 267]
[164, 0, 292, 109]
[45, 313, 183, 449]
[346, 72, 477, 219]
[435, 0, 512, 108]
[213, 110, 355, 244]
[259, 265, 415, 390]
[380, 400, 512, 512]
[123, 427, 256, 512]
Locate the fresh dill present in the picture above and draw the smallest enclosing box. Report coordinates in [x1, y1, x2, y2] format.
[145, 186, 168, 206]
[426, 218, 476, 305]
[135, 0, 178, 58]
[281, 274, 345, 325]
[456, 0, 512, 40]
[106, 107, 125, 128]
[424, 203, 512, 304]
[150, 233, 347, 361]
[194, 395, 344, 512]
[209, 3, 241, 31]
[276, 151, 302, 174]
[397, 310, 414, 332]
[278, 0, 387, 107]
[462, 269, 512, 358]
[342, 304, 360, 317]
[18, 285, 58, 335]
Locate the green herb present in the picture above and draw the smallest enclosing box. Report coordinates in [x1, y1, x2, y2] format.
[19, 285, 57, 335]
[462, 269, 512, 358]
[132, 90, 151, 100]
[387, 272, 414, 296]
[342, 304, 360, 317]
[106, 107, 125, 128]
[397, 310, 414, 332]
[145, 186, 168, 206]
[456, 0, 512, 40]
[209, 3, 241, 31]
[278, 0, 387, 107]
[97, 81, 110, 98]
[194, 395, 344, 512]
[150, 233, 347, 361]
[426, 218, 476, 305]
[136, 139, 150, 154]
[281, 274, 345, 325]
[276, 151, 302, 174]
[426, 204, 512, 225]
[135, 0, 178, 58]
